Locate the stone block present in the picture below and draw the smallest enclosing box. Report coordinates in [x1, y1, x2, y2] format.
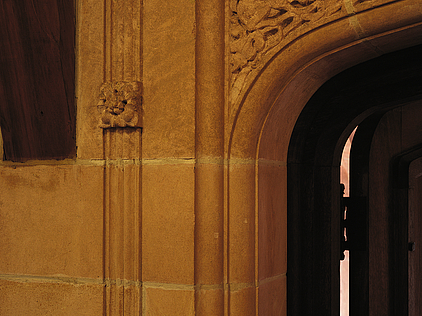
[229, 286, 256, 316]
[258, 275, 287, 316]
[258, 162, 287, 280]
[142, 162, 195, 284]
[0, 279, 104, 316]
[142, 0, 195, 159]
[0, 164, 103, 279]
[228, 162, 255, 284]
[145, 286, 194, 316]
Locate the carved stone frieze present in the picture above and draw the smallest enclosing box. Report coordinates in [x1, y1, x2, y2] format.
[230, 0, 343, 77]
[98, 81, 142, 128]
[229, 0, 400, 105]
[230, 0, 344, 104]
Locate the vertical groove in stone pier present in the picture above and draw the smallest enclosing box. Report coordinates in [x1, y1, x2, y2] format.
[195, 0, 225, 314]
[103, 0, 143, 314]
[104, 129, 142, 315]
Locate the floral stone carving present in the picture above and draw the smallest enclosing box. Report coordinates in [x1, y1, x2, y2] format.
[98, 81, 142, 128]
[230, 0, 343, 101]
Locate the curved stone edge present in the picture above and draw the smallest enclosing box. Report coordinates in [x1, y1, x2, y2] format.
[229, 0, 401, 112]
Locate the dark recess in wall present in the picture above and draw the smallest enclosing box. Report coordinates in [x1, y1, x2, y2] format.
[0, 0, 75, 162]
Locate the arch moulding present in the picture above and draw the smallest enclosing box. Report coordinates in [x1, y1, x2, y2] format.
[226, 0, 422, 314]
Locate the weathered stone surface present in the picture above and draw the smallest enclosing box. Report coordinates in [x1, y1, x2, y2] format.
[98, 81, 142, 129]
[144, 287, 194, 316]
[0, 164, 103, 278]
[0, 279, 104, 316]
[142, 162, 195, 285]
[142, 0, 196, 159]
[0, 0, 421, 315]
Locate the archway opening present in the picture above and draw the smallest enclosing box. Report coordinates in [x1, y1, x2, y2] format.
[287, 44, 422, 316]
[340, 127, 356, 316]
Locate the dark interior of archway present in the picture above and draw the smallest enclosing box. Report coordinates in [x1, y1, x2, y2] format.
[287, 44, 422, 316]
[289, 43, 422, 167]
[0, 1, 75, 162]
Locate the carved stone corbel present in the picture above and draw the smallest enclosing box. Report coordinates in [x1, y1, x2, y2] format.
[98, 81, 142, 128]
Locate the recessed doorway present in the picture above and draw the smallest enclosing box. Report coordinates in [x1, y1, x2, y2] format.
[287, 44, 422, 316]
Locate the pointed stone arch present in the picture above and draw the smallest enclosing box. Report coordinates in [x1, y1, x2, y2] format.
[226, 1, 422, 314]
